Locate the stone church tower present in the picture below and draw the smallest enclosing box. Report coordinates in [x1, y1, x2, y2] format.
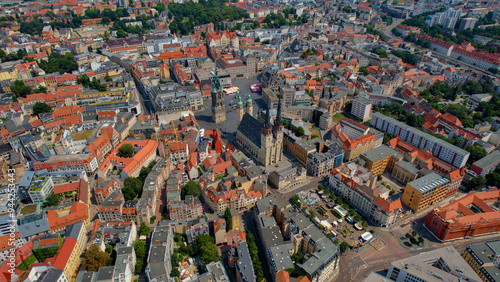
[246, 95, 253, 117]
[237, 96, 244, 126]
[211, 65, 226, 123]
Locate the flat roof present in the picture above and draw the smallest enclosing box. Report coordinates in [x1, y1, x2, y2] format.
[407, 172, 449, 194]
[472, 151, 500, 170]
[361, 145, 402, 163]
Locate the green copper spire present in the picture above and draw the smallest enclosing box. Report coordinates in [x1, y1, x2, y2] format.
[237, 96, 243, 106]
[246, 94, 252, 104]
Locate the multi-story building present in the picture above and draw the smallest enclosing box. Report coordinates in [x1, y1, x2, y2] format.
[470, 151, 500, 177]
[168, 195, 203, 220]
[33, 153, 99, 175]
[371, 113, 470, 168]
[402, 172, 450, 212]
[146, 222, 174, 282]
[386, 247, 481, 282]
[306, 143, 344, 177]
[229, 241, 256, 282]
[28, 175, 54, 204]
[46, 202, 91, 232]
[351, 97, 372, 122]
[459, 18, 478, 31]
[360, 145, 403, 175]
[332, 118, 383, 161]
[98, 189, 124, 222]
[329, 161, 402, 227]
[462, 241, 500, 281]
[268, 164, 307, 192]
[424, 188, 500, 242]
[137, 158, 170, 224]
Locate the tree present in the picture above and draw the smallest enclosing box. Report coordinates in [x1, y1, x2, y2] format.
[340, 242, 350, 253]
[418, 236, 424, 244]
[486, 172, 500, 187]
[150, 216, 156, 224]
[85, 244, 110, 271]
[308, 209, 315, 219]
[105, 74, 112, 82]
[410, 237, 417, 244]
[122, 177, 143, 201]
[296, 126, 305, 137]
[118, 143, 134, 158]
[138, 221, 151, 236]
[171, 268, 180, 277]
[33, 102, 51, 115]
[133, 240, 147, 273]
[470, 176, 486, 191]
[195, 234, 220, 263]
[35, 86, 47, 93]
[181, 181, 201, 198]
[282, 118, 289, 129]
[37, 52, 78, 74]
[247, 233, 264, 281]
[291, 251, 304, 263]
[224, 207, 233, 231]
[116, 29, 127, 38]
[466, 145, 486, 164]
[291, 194, 302, 208]
[354, 214, 362, 223]
[344, 101, 353, 113]
[333, 238, 340, 245]
[359, 66, 369, 76]
[377, 174, 383, 181]
[10, 80, 32, 97]
[372, 48, 388, 58]
[412, 230, 417, 237]
[318, 184, 324, 190]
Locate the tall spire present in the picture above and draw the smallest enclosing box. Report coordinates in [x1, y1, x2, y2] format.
[264, 106, 272, 128]
[274, 94, 283, 126]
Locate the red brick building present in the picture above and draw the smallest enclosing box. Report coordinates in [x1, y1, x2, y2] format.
[424, 188, 500, 242]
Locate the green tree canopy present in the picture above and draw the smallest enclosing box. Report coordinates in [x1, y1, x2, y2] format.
[38, 52, 78, 74]
[10, 80, 32, 98]
[138, 221, 151, 236]
[122, 177, 143, 201]
[133, 240, 147, 273]
[33, 102, 52, 115]
[85, 244, 110, 271]
[340, 242, 350, 253]
[296, 126, 305, 137]
[224, 207, 232, 232]
[466, 145, 487, 164]
[118, 143, 134, 158]
[195, 234, 220, 264]
[470, 176, 486, 191]
[181, 181, 201, 198]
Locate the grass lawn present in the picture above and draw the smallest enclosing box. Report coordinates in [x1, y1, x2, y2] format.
[20, 204, 37, 215]
[340, 227, 352, 237]
[310, 128, 321, 138]
[73, 130, 93, 141]
[17, 254, 37, 271]
[332, 113, 346, 123]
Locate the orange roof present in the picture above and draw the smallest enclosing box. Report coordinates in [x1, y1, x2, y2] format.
[51, 237, 76, 270]
[47, 202, 89, 231]
[54, 182, 80, 194]
[373, 196, 402, 212]
[276, 270, 290, 282]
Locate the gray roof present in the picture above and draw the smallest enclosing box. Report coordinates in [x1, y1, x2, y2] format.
[395, 160, 420, 175]
[148, 245, 167, 263]
[390, 247, 482, 282]
[65, 222, 83, 240]
[269, 244, 294, 273]
[237, 113, 263, 148]
[407, 172, 449, 194]
[76, 271, 96, 282]
[39, 268, 65, 282]
[147, 263, 168, 281]
[18, 218, 50, 238]
[471, 151, 500, 170]
[19, 171, 36, 187]
[361, 145, 402, 163]
[96, 266, 115, 281]
[235, 242, 256, 282]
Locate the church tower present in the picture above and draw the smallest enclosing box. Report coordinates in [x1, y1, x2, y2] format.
[246, 95, 253, 117]
[236, 96, 244, 126]
[211, 65, 226, 123]
[260, 107, 273, 166]
[273, 94, 284, 164]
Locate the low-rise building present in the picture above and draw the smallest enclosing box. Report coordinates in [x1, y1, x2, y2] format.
[268, 164, 307, 192]
[470, 151, 500, 177]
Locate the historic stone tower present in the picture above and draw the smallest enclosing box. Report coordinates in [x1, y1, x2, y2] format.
[211, 65, 226, 123]
[237, 96, 244, 126]
[272, 94, 284, 164]
[246, 95, 253, 117]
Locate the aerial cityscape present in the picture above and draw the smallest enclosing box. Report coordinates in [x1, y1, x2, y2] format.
[0, 0, 500, 281]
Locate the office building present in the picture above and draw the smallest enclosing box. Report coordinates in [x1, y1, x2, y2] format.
[402, 172, 450, 212]
[462, 241, 500, 282]
[386, 247, 481, 282]
[425, 188, 500, 242]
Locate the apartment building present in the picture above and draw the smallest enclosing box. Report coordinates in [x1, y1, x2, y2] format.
[371, 113, 470, 168]
[332, 118, 383, 161]
[168, 195, 203, 220]
[146, 223, 175, 282]
[470, 151, 500, 177]
[402, 172, 450, 212]
[351, 97, 372, 122]
[329, 162, 402, 227]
